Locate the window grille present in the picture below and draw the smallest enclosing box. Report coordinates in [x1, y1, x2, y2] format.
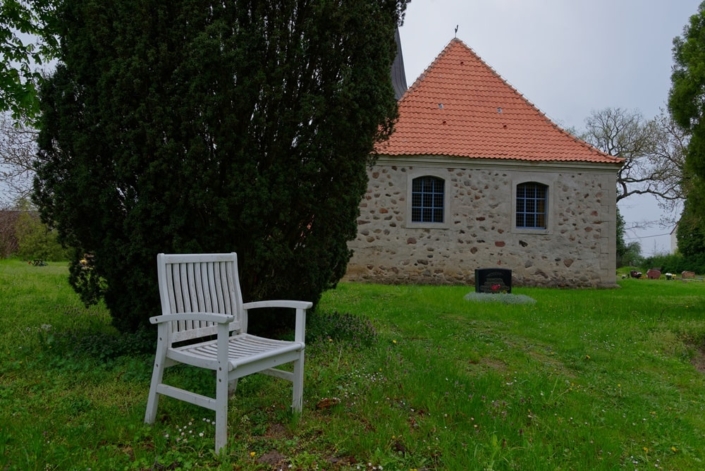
[411, 176, 444, 223]
[516, 182, 547, 229]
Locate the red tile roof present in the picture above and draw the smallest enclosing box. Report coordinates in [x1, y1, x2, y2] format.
[377, 39, 622, 165]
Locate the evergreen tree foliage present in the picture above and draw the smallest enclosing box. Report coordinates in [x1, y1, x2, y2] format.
[620, 241, 643, 269]
[667, 2, 705, 274]
[34, 0, 407, 333]
[616, 206, 627, 266]
[614, 207, 644, 268]
[670, 2, 705, 194]
[676, 200, 705, 259]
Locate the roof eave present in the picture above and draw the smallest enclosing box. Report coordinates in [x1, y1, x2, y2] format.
[373, 153, 624, 172]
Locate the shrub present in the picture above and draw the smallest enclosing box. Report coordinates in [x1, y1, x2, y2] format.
[14, 211, 69, 261]
[644, 252, 705, 275]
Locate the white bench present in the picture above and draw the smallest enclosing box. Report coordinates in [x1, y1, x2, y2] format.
[144, 253, 312, 452]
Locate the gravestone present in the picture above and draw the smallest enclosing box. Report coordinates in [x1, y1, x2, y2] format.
[475, 268, 512, 293]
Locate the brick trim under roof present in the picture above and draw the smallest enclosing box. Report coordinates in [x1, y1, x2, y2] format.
[376, 38, 622, 165]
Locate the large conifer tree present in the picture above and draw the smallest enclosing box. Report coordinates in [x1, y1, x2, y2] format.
[669, 2, 705, 258]
[34, 0, 407, 332]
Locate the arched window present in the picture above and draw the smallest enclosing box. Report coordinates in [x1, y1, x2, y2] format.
[516, 182, 548, 229]
[411, 176, 445, 223]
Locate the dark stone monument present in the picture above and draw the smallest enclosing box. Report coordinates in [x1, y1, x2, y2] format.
[475, 268, 512, 293]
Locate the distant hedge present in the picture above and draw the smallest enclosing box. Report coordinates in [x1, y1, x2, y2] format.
[643, 252, 705, 275]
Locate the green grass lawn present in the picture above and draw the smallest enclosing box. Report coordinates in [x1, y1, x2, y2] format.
[2, 259, 705, 470]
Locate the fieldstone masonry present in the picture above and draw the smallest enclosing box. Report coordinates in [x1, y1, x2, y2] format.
[345, 158, 618, 288]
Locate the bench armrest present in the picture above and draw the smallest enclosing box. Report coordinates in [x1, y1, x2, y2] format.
[149, 312, 235, 325]
[242, 300, 311, 343]
[242, 301, 313, 310]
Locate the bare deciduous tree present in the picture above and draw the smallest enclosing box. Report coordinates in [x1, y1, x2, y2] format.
[580, 107, 688, 207]
[0, 209, 20, 256]
[650, 110, 690, 211]
[0, 112, 37, 207]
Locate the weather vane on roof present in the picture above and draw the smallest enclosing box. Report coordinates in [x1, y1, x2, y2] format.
[455, 25, 459, 37]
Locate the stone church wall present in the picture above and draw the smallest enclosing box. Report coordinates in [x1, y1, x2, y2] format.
[345, 157, 618, 288]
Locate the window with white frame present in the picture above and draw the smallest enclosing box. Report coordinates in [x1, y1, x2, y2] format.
[516, 182, 548, 229]
[411, 176, 445, 223]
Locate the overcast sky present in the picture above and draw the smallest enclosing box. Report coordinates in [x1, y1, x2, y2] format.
[398, 0, 701, 256]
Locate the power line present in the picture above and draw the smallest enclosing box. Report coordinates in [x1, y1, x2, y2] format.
[623, 233, 672, 240]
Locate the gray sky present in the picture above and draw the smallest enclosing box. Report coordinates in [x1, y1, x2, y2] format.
[398, 0, 701, 257]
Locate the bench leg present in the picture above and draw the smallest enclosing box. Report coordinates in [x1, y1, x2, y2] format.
[215, 368, 229, 452]
[144, 337, 168, 424]
[292, 351, 304, 412]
